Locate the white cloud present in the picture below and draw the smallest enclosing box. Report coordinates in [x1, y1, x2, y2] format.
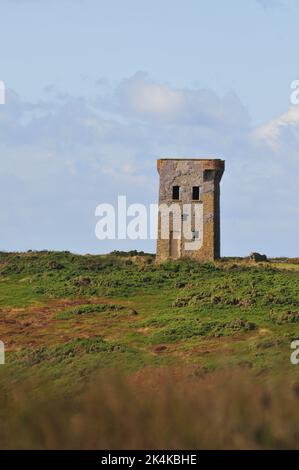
[253, 106, 299, 154]
[108, 72, 251, 130]
[0, 73, 298, 256]
[116, 72, 184, 119]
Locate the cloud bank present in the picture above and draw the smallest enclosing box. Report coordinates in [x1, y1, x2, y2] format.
[0, 72, 298, 256]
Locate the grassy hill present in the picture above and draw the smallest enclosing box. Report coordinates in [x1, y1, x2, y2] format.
[0, 251, 299, 449]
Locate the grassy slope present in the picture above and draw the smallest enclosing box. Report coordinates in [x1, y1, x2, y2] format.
[1, 251, 299, 449]
[0, 250, 298, 397]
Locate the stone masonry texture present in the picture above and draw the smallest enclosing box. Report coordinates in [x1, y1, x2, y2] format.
[156, 158, 225, 262]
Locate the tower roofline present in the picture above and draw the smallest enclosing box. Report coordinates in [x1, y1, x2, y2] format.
[157, 158, 225, 175]
[158, 157, 223, 160]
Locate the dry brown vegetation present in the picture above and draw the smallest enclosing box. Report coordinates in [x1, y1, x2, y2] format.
[0, 298, 134, 352]
[2, 367, 299, 450]
[1, 252, 299, 449]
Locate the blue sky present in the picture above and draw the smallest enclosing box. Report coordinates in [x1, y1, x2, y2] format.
[0, 0, 298, 256]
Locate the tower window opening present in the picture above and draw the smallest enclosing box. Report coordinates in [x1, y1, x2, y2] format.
[192, 186, 200, 200]
[204, 170, 215, 182]
[172, 186, 180, 200]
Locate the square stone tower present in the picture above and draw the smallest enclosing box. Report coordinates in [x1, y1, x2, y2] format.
[156, 158, 225, 262]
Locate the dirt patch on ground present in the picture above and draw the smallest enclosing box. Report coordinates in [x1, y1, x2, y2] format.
[0, 297, 135, 352]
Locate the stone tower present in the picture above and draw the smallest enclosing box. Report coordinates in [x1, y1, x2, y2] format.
[156, 158, 225, 262]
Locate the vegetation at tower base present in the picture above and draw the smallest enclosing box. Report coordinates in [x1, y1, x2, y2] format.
[0, 250, 299, 449]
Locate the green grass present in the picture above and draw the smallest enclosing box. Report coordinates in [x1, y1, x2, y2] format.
[0, 250, 298, 394]
[1, 251, 299, 449]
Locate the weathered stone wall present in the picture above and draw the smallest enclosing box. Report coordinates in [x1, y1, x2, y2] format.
[156, 158, 225, 262]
